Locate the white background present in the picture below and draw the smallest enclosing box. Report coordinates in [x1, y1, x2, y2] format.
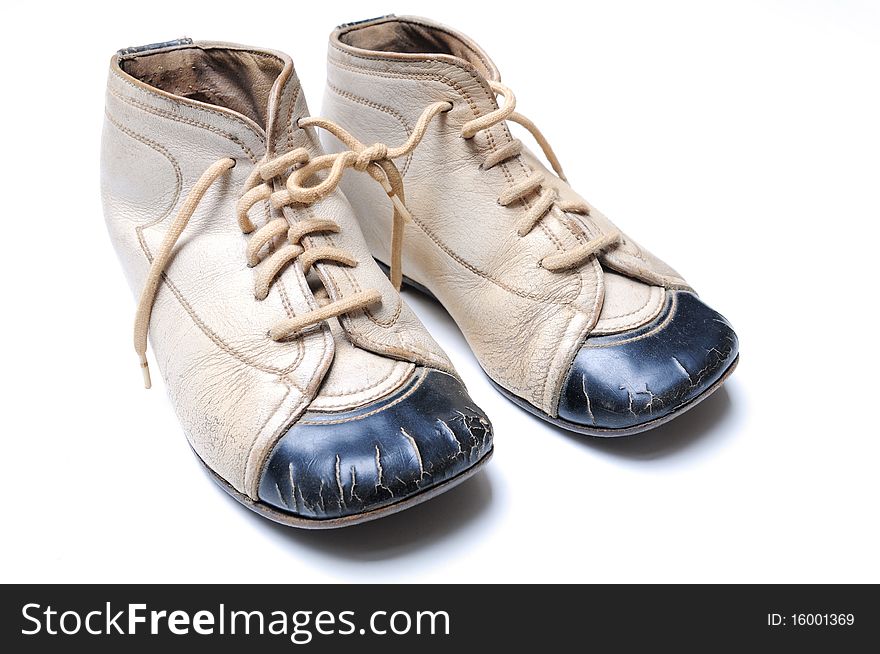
[2, 0, 878, 583]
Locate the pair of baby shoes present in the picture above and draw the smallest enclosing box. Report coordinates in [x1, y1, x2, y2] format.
[102, 16, 738, 527]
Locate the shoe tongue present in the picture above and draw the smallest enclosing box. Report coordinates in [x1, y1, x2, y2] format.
[263, 57, 318, 158]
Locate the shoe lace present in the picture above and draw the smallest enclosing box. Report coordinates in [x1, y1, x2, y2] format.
[133, 102, 451, 388]
[463, 80, 621, 271]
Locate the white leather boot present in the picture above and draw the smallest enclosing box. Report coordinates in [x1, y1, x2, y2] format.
[101, 38, 492, 527]
[321, 16, 738, 435]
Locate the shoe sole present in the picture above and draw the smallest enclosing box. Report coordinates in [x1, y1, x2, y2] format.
[195, 446, 493, 529]
[377, 259, 738, 437]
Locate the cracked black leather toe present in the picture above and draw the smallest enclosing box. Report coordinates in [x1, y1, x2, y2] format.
[557, 291, 738, 433]
[257, 368, 493, 522]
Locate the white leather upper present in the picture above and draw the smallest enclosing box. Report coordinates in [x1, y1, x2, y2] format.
[102, 41, 454, 497]
[321, 17, 692, 415]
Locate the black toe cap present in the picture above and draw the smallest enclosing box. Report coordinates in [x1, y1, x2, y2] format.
[258, 368, 493, 521]
[557, 291, 738, 432]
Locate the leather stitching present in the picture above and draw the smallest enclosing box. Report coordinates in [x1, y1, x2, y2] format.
[286, 91, 407, 333]
[245, 381, 311, 498]
[327, 55, 588, 306]
[329, 47, 580, 255]
[593, 289, 664, 334]
[605, 294, 656, 320]
[384, 18, 496, 75]
[109, 83, 260, 162]
[340, 311, 451, 370]
[315, 255, 438, 369]
[282, 77, 302, 151]
[330, 48, 607, 409]
[311, 363, 417, 409]
[294, 206, 406, 335]
[345, 314, 445, 367]
[103, 110, 182, 229]
[111, 68, 266, 144]
[583, 292, 680, 349]
[316, 228, 404, 327]
[268, 74, 300, 320]
[146, 271, 306, 375]
[545, 259, 603, 413]
[326, 81, 415, 177]
[314, 361, 408, 397]
[297, 370, 427, 424]
[108, 91, 308, 375]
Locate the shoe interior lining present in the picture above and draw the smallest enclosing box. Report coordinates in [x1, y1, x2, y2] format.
[119, 47, 284, 128]
[339, 20, 490, 76]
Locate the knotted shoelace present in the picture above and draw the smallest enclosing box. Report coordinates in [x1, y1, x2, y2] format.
[464, 80, 621, 272]
[133, 102, 450, 388]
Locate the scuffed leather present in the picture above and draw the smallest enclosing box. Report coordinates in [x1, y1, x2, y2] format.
[558, 292, 739, 429]
[259, 368, 492, 519]
[102, 41, 455, 498]
[322, 16, 693, 416]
